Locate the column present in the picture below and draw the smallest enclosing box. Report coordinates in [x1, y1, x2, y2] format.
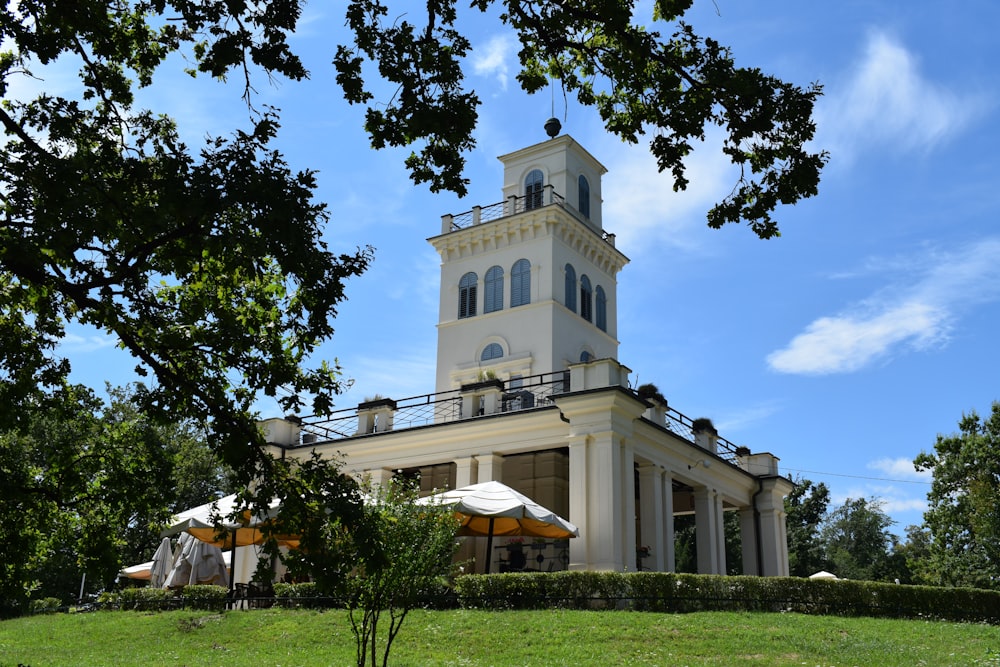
[661, 468, 676, 573]
[713, 494, 727, 575]
[454, 457, 477, 489]
[637, 464, 663, 571]
[567, 437, 588, 570]
[475, 453, 503, 483]
[621, 442, 636, 571]
[739, 507, 759, 576]
[694, 487, 720, 575]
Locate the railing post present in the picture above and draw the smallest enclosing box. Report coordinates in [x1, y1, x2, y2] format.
[506, 195, 518, 216]
[472, 205, 482, 226]
[544, 184, 555, 206]
[441, 214, 453, 234]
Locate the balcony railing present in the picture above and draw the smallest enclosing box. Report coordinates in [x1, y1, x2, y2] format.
[298, 372, 739, 464]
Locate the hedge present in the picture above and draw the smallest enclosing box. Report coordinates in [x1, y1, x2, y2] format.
[453, 572, 1000, 624]
[112, 585, 228, 611]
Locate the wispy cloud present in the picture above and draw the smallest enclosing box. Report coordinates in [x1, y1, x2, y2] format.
[600, 133, 733, 254]
[768, 238, 1000, 375]
[868, 457, 932, 482]
[471, 35, 515, 91]
[58, 332, 119, 354]
[818, 30, 988, 160]
[714, 400, 784, 434]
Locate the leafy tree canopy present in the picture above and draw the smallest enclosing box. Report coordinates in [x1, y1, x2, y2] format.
[2, 1, 826, 487]
[784, 477, 830, 577]
[914, 402, 1000, 589]
[0, 383, 232, 614]
[820, 497, 902, 583]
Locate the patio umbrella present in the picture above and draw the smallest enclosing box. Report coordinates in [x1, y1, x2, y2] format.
[121, 549, 231, 582]
[149, 537, 174, 588]
[418, 481, 579, 573]
[162, 494, 298, 549]
[163, 532, 229, 587]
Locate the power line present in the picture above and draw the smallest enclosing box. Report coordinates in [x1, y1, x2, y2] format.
[782, 467, 932, 485]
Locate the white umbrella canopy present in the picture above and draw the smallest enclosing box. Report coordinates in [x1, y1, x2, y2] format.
[163, 532, 229, 588]
[419, 481, 579, 539]
[121, 549, 231, 582]
[149, 537, 174, 588]
[809, 570, 839, 580]
[162, 493, 298, 548]
[418, 481, 578, 573]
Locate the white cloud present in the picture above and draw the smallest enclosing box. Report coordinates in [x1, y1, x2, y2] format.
[58, 332, 119, 354]
[600, 133, 733, 254]
[714, 400, 783, 434]
[472, 35, 515, 91]
[768, 238, 1000, 375]
[867, 457, 933, 482]
[818, 30, 987, 160]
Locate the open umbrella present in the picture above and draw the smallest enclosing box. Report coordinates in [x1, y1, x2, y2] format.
[418, 481, 579, 573]
[162, 494, 298, 548]
[149, 537, 174, 588]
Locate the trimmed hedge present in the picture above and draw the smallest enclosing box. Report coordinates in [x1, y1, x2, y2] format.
[453, 572, 1000, 624]
[274, 582, 333, 609]
[113, 585, 227, 611]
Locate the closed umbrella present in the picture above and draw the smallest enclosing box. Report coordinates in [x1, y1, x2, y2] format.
[418, 481, 579, 573]
[149, 537, 173, 588]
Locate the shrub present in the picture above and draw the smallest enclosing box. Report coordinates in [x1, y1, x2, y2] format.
[181, 585, 228, 611]
[455, 571, 1000, 624]
[28, 597, 62, 614]
[118, 587, 176, 611]
[274, 582, 331, 609]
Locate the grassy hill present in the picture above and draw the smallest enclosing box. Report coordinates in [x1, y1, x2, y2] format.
[2, 608, 999, 666]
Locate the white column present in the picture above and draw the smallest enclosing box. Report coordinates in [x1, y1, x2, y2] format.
[568, 437, 588, 570]
[454, 457, 477, 488]
[637, 464, 663, 571]
[739, 507, 759, 576]
[621, 441, 636, 571]
[694, 487, 720, 575]
[476, 454, 503, 483]
[661, 468, 675, 573]
[713, 494, 727, 575]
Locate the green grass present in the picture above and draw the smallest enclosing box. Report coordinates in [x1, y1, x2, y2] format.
[2, 608, 1000, 666]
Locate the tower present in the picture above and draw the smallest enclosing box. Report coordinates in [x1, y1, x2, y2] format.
[429, 130, 629, 393]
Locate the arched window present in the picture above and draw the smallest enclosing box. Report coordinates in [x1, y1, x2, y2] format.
[564, 263, 577, 313]
[580, 275, 593, 322]
[458, 272, 477, 319]
[484, 265, 504, 313]
[511, 258, 530, 307]
[595, 285, 607, 332]
[481, 343, 503, 361]
[578, 174, 591, 218]
[580, 350, 592, 362]
[525, 169, 544, 210]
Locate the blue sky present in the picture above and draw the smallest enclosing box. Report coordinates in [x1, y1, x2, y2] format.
[39, 1, 1000, 536]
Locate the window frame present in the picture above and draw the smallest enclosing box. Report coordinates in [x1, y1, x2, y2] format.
[564, 263, 577, 313]
[510, 258, 530, 307]
[484, 265, 504, 313]
[525, 169, 544, 210]
[458, 272, 478, 319]
[580, 274, 593, 322]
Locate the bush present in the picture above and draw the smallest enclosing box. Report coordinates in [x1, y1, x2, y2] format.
[28, 597, 62, 614]
[118, 587, 176, 611]
[181, 585, 228, 611]
[274, 582, 332, 609]
[454, 572, 1000, 624]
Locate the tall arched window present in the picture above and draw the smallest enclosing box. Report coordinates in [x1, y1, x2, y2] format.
[525, 169, 544, 210]
[580, 275, 593, 322]
[595, 285, 607, 332]
[578, 174, 591, 218]
[481, 343, 503, 361]
[564, 263, 577, 313]
[511, 258, 530, 307]
[484, 265, 504, 313]
[458, 272, 477, 319]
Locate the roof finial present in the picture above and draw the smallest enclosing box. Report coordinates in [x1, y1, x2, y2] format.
[544, 117, 561, 138]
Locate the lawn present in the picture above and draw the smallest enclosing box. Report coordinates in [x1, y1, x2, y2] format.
[2, 608, 999, 666]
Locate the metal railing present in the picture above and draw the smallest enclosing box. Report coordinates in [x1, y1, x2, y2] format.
[299, 373, 739, 465]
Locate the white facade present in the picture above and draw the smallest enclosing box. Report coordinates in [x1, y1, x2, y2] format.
[261, 131, 793, 577]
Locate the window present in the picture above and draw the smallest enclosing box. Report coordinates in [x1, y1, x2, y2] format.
[596, 285, 607, 332]
[481, 343, 503, 361]
[564, 264, 576, 312]
[458, 272, 477, 318]
[578, 175, 590, 218]
[525, 169, 544, 210]
[511, 259, 530, 307]
[485, 265, 504, 313]
[580, 275, 593, 322]
[580, 351, 592, 362]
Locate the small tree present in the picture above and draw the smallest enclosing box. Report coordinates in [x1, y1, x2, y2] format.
[348, 482, 460, 667]
[785, 477, 831, 577]
[820, 497, 898, 582]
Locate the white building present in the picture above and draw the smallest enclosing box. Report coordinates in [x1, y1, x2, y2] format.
[262, 127, 792, 577]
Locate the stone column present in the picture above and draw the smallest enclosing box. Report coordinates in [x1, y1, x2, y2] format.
[622, 441, 636, 571]
[637, 463, 663, 571]
[713, 493, 727, 575]
[694, 487, 721, 575]
[661, 468, 676, 573]
[476, 453, 503, 483]
[739, 507, 759, 576]
[454, 457, 477, 489]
